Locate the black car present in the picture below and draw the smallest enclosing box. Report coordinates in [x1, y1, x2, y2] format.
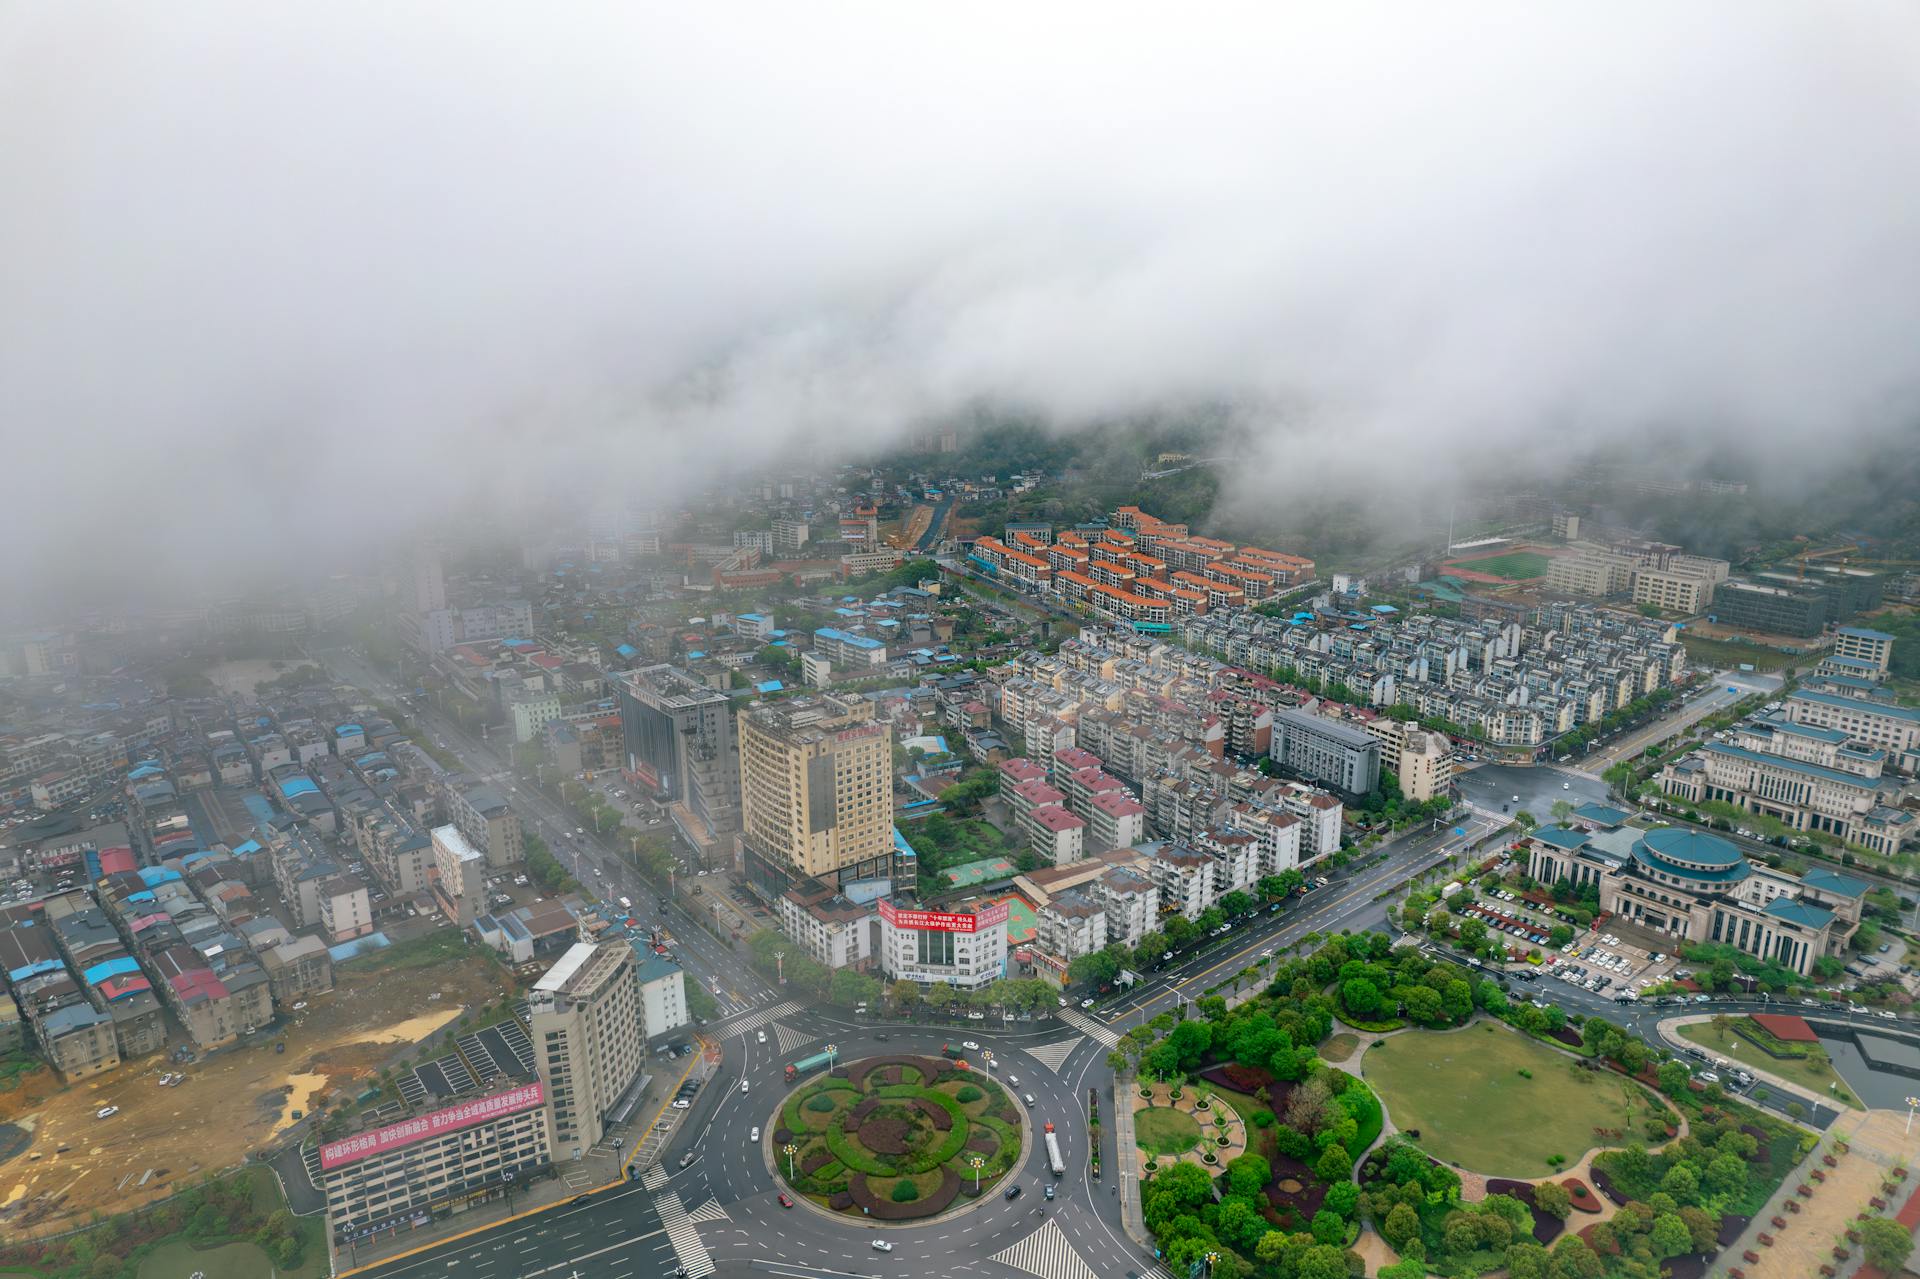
[1004, 1184, 1022, 1200]
[874, 1032, 889, 1041]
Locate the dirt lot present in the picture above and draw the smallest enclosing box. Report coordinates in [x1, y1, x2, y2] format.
[895, 504, 933, 549]
[0, 940, 517, 1237]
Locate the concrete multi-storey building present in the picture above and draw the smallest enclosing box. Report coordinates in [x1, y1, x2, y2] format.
[431, 824, 487, 927]
[1396, 728, 1453, 803]
[739, 694, 894, 895]
[1660, 717, 1915, 855]
[876, 898, 1008, 990]
[618, 665, 742, 848]
[1831, 626, 1895, 677]
[1522, 821, 1863, 977]
[1269, 707, 1381, 796]
[317, 1081, 551, 1249]
[530, 942, 645, 1156]
[445, 784, 523, 868]
[1785, 689, 1920, 768]
[1089, 865, 1159, 949]
[634, 952, 690, 1042]
[776, 877, 876, 970]
[1036, 890, 1107, 963]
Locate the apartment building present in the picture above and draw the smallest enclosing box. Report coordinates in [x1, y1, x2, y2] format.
[445, 784, 523, 869]
[1148, 844, 1216, 919]
[1396, 729, 1453, 803]
[431, 824, 486, 927]
[1087, 791, 1147, 851]
[317, 875, 374, 943]
[634, 952, 690, 1042]
[1022, 804, 1086, 865]
[776, 877, 875, 970]
[259, 935, 335, 1007]
[1036, 890, 1107, 963]
[739, 694, 894, 895]
[1631, 561, 1726, 615]
[530, 942, 645, 1155]
[1090, 865, 1159, 949]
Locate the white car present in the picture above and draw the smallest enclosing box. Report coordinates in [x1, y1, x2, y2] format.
[961, 1040, 980, 1051]
[672, 1099, 691, 1109]
[750, 1126, 760, 1142]
[872, 1241, 895, 1252]
[756, 1030, 767, 1044]
[1080, 998, 1094, 1009]
[96, 1106, 119, 1119]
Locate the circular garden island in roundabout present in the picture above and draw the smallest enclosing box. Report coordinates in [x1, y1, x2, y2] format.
[772, 1054, 1025, 1221]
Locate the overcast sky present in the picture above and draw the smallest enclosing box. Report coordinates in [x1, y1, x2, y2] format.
[5, 3, 1919, 602]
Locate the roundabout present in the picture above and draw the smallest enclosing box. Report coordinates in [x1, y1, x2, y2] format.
[771, 1052, 1025, 1220]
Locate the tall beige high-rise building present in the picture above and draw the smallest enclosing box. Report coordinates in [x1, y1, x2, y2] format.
[739, 694, 893, 893]
[530, 942, 644, 1157]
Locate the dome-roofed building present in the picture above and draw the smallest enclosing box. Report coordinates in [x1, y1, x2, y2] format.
[1522, 813, 1865, 977]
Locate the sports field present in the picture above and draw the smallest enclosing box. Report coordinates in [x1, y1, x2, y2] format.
[1446, 549, 1552, 581]
[979, 893, 1037, 944]
[1364, 1024, 1648, 1176]
[945, 856, 1017, 888]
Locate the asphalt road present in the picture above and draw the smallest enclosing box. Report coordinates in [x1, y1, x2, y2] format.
[1454, 763, 1609, 826]
[1582, 668, 1783, 771]
[310, 644, 773, 1016]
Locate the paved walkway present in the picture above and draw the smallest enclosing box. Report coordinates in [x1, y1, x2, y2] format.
[1711, 1110, 1897, 1279]
[1657, 1013, 1849, 1114]
[1110, 1069, 1150, 1248]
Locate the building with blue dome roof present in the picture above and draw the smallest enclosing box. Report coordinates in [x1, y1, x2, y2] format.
[1522, 810, 1865, 977]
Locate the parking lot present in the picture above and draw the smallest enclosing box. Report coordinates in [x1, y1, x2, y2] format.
[1456, 882, 1682, 1004]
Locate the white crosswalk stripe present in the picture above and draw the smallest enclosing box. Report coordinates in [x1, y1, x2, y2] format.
[772, 1020, 815, 1056]
[640, 1163, 669, 1190]
[1055, 1007, 1121, 1048]
[989, 1218, 1099, 1279]
[684, 1197, 731, 1224]
[1025, 1039, 1082, 1073]
[708, 999, 803, 1040]
[653, 1190, 716, 1278]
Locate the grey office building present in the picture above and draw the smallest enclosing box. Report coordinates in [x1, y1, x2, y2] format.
[617, 665, 741, 839]
[1269, 707, 1381, 797]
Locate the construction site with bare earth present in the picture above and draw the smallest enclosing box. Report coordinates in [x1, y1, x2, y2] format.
[0, 936, 512, 1245]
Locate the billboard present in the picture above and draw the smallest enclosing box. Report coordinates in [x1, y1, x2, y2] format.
[877, 898, 1011, 934]
[320, 1082, 545, 1170]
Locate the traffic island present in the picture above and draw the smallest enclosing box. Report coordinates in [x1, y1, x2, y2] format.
[768, 1054, 1025, 1224]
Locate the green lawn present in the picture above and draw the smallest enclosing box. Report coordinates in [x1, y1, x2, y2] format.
[1320, 1033, 1360, 1063]
[136, 1233, 328, 1279]
[1448, 551, 1551, 581]
[1676, 1021, 1861, 1108]
[1364, 1025, 1650, 1177]
[1134, 1106, 1203, 1157]
[339, 928, 470, 973]
[1673, 635, 1798, 672]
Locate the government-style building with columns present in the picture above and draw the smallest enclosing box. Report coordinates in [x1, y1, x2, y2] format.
[1520, 814, 1866, 978]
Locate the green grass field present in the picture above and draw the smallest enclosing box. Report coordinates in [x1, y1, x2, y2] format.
[1135, 1106, 1203, 1157]
[135, 1234, 328, 1279]
[1364, 1025, 1647, 1176]
[1448, 550, 1552, 581]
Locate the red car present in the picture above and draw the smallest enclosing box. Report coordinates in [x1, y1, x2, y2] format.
[778, 1193, 794, 1208]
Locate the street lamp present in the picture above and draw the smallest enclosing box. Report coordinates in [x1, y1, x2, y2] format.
[967, 1153, 985, 1191]
[782, 1142, 799, 1179]
[826, 1043, 838, 1071]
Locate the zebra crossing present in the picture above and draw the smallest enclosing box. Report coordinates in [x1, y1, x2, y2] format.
[639, 1163, 669, 1190]
[708, 1000, 803, 1041]
[684, 1197, 730, 1225]
[771, 1020, 815, 1056]
[1055, 1007, 1122, 1048]
[1024, 1039, 1082, 1073]
[653, 1190, 715, 1278]
[989, 1218, 1099, 1279]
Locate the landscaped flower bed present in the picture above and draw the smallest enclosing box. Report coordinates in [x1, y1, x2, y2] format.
[775, 1055, 1020, 1222]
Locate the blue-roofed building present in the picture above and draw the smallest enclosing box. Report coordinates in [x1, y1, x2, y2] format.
[1522, 823, 1864, 976]
[1658, 714, 1916, 856]
[1832, 626, 1896, 676]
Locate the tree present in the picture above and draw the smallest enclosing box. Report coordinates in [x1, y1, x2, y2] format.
[888, 980, 922, 1014]
[1648, 1213, 1693, 1259]
[1861, 1216, 1916, 1272]
[1547, 1235, 1604, 1279]
[1532, 1179, 1572, 1218]
[1197, 906, 1227, 934]
[1226, 1152, 1271, 1198]
[1704, 1151, 1746, 1198]
[1514, 810, 1537, 830]
[1550, 799, 1574, 823]
[1310, 1208, 1346, 1246]
[1218, 1196, 1271, 1252]
[830, 969, 880, 1007]
[1382, 1202, 1421, 1251]
[1220, 890, 1255, 919]
[1168, 1019, 1214, 1071]
[1322, 1180, 1360, 1220]
[1659, 1163, 1698, 1204]
[1656, 1060, 1691, 1095]
[1505, 1242, 1551, 1279]
[1341, 977, 1384, 1018]
[1295, 1244, 1350, 1279]
[1315, 1142, 1354, 1184]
